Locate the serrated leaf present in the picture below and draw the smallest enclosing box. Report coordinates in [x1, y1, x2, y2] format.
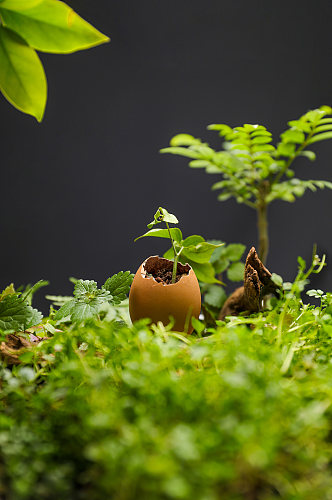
[204, 285, 226, 308]
[0, 294, 43, 331]
[103, 271, 133, 305]
[135, 227, 182, 243]
[0, 0, 110, 54]
[0, 25, 47, 121]
[227, 262, 244, 282]
[0, 283, 15, 301]
[53, 299, 76, 321]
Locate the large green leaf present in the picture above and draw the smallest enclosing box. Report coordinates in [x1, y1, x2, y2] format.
[0, 0, 42, 9]
[0, 0, 110, 54]
[0, 26, 46, 121]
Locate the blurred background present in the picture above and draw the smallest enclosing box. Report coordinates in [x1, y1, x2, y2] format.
[1, 0, 332, 311]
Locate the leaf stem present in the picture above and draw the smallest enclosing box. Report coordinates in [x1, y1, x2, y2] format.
[165, 222, 178, 284]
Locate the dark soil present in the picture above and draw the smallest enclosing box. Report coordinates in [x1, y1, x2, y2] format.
[219, 247, 280, 320]
[144, 256, 190, 285]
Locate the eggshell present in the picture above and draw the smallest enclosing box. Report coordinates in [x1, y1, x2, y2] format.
[129, 255, 201, 334]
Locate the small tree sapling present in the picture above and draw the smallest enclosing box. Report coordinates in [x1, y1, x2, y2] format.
[161, 106, 332, 264]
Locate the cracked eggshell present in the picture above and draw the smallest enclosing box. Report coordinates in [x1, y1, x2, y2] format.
[129, 255, 201, 334]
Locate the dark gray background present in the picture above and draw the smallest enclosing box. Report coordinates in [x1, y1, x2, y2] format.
[1, 0, 332, 310]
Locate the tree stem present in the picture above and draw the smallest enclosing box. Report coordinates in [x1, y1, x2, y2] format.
[257, 201, 269, 264]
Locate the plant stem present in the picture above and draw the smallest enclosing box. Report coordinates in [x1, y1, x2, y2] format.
[257, 200, 268, 264]
[165, 222, 178, 284]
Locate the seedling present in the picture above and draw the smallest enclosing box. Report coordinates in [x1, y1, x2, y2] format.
[161, 106, 332, 264]
[135, 207, 223, 284]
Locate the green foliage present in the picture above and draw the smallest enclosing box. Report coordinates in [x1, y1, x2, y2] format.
[135, 207, 223, 283]
[161, 106, 332, 263]
[162, 107, 332, 207]
[200, 241, 246, 321]
[1, 276, 332, 498]
[0, 0, 109, 121]
[0, 282, 43, 332]
[54, 272, 133, 324]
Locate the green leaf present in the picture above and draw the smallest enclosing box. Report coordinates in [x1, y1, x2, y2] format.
[298, 150, 316, 161]
[22, 279, 49, 305]
[281, 129, 305, 144]
[308, 132, 332, 145]
[271, 273, 283, 287]
[182, 242, 223, 264]
[183, 260, 220, 284]
[0, 0, 110, 54]
[227, 262, 245, 282]
[53, 298, 76, 321]
[0, 283, 15, 301]
[182, 235, 204, 247]
[160, 147, 201, 159]
[163, 247, 175, 261]
[54, 279, 111, 324]
[224, 244, 246, 262]
[204, 285, 226, 308]
[135, 228, 183, 243]
[0, 26, 47, 121]
[170, 134, 201, 146]
[146, 207, 178, 229]
[103, 271, 134, 305]
[0, 294, 43, 331]
[0, 1, 42, 9]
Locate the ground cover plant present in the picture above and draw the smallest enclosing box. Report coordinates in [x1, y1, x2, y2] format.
[1, 244, 332, 499]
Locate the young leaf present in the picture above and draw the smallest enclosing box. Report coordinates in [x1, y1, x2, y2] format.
[103, 271, 134, 305]
[135, 227, 183, 243]
[0, 294, 43, 331]
[0, 26, 47, 121]
[0, 0, 110, 54]
[0, 283, 15, 301]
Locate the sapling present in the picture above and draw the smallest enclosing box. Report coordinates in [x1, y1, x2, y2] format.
[135, 207, 222, 284]
[161, 105, 332, 264]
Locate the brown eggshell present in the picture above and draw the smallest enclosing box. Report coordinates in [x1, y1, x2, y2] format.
[129, 256, 201, 334]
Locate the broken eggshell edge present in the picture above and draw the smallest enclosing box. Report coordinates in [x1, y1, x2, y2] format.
[129, 255, 201, 334]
